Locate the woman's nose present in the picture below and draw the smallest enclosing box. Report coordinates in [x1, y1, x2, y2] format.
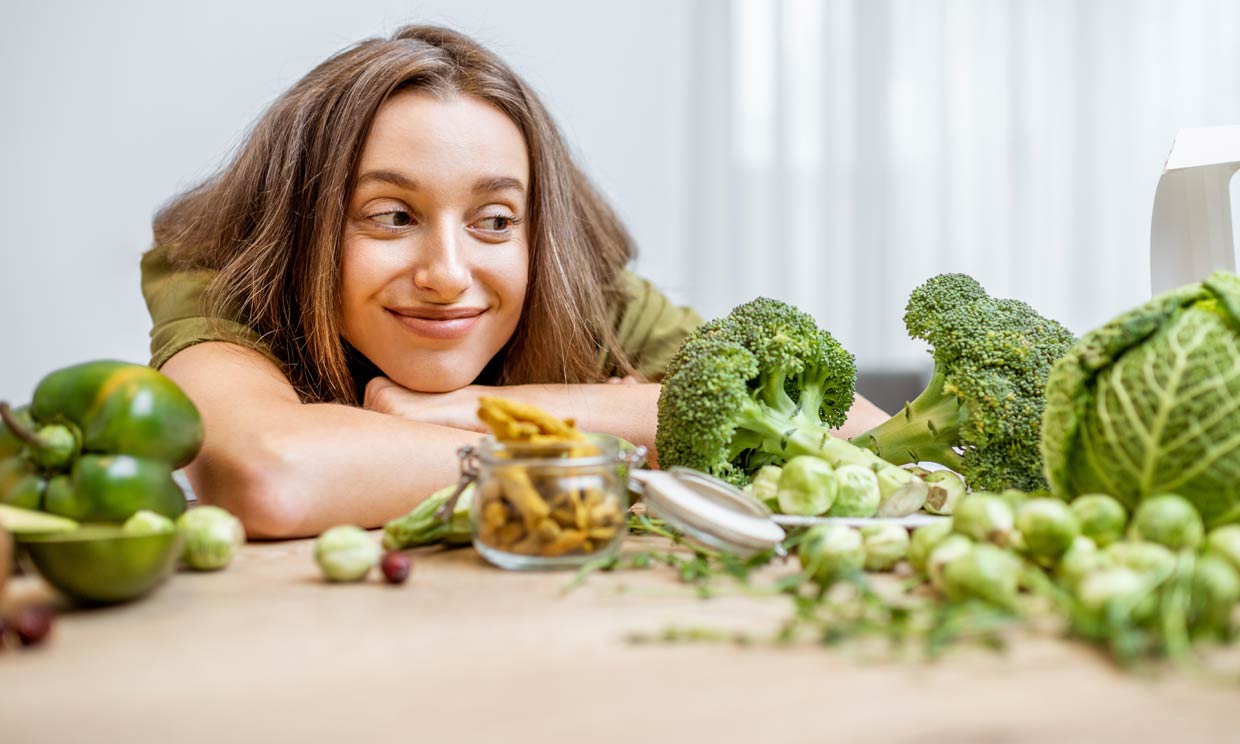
[412, 220, 471, 299]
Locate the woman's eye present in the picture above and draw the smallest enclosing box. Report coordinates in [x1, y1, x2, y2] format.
[371, 210, 413, 227]
[476, 215, 515, 232]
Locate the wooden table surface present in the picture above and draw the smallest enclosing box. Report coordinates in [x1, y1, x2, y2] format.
[2, 535, 1238, 744]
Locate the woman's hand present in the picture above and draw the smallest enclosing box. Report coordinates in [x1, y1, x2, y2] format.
[363, 376, 489, 432]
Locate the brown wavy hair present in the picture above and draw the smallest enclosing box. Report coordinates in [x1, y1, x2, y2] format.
[152, 24, 636, 403]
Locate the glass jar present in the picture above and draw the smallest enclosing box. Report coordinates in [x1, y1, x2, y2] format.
[460, 434, 645, 570]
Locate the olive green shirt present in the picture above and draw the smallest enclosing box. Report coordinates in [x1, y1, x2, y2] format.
[140, 246, 702, 383]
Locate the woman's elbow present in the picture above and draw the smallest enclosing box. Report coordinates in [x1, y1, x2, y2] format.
[184, 436, 314, 539]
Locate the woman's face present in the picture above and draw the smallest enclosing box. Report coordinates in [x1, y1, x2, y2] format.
[340, 90, 530, 392]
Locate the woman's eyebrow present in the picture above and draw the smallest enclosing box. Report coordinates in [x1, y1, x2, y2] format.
[356, 169, 418, 190]
[472, 176, 525, 196]
[354, 170, 525, 197]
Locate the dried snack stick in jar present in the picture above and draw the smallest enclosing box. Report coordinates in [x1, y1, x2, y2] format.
[478, 397, 584, 442]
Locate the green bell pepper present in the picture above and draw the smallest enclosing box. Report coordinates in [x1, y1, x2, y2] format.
[1, 360, 204, 524]
[31, 361, 203, 468]
[0, 405, 36, 458]
[0, 456, 47, 510]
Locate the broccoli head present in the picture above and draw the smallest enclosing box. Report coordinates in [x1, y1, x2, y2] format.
[850, 274, 1076, 492]
[656, 298, 927, 510]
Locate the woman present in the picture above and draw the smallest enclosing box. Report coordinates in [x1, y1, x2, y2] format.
[143, 24, 887, 538]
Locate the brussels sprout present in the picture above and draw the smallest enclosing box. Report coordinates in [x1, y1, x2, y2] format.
[1015, 498, 1080, 566]
[941, 543, 1021, 607]
[922, 470, 966, 516]
[799, 524, 865, 586]
[1075, 567, 1153, 617]
[748, 465, 783, 509]
[927, 533, 973, 590]
[908, 520, 954, 576]
[1189, 554, 1240, 635]
[825, 465, 880, 518]
[1105, 541, 1176, 581]
[776, 457, 836, 516]
[951, 494, 1015, 547]
[177, 506, 245, 571]
[1057, 536, 1113, 592]
[122, 509, 176, 536]
[1204, 525, 1240, 575]
[997, 489, 1031, 512]
[314, 525, 381, 582]
[1132, 494, 1204, 550]
[875, 467, 927, 517]
[859, 523, 909, 572]
[1070, 494, 1127, 547]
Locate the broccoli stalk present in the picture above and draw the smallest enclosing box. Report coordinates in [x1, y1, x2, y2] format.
[849, 274, 1076, 492]
[656, 298, 927, 512]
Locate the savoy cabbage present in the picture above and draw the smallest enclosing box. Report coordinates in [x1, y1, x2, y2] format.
[1041, 271, 1240, 527]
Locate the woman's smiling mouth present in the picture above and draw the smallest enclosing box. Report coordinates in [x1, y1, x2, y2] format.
[386, 306, 485, 339]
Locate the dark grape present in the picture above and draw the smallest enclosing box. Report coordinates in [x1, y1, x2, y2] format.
[381, 551, 411, 584]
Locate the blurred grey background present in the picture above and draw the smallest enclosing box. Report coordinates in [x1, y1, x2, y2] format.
[1, 0, 1239, 412]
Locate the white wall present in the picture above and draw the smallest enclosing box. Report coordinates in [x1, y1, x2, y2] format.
[4, 1, 1239, 403]
[0, 0, 694, 400]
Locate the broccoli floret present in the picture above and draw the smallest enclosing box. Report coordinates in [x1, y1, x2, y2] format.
[656, 298, 927, 509]
[850, 274, 1076, 492]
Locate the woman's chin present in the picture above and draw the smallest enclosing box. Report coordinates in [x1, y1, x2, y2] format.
[383, 365, 480, 394]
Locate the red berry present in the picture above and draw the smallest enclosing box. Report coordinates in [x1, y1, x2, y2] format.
[381, 551, 410, 584]
[12, 606, 54, 647]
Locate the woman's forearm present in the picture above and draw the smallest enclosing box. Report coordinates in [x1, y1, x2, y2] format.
[164, 343, 479, 538]
[365, 377, 661, 462]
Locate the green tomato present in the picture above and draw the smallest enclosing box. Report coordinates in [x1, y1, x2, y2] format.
[941, 543, 1021, 608]
[859, 523, 909, 572]
[1205, 525, 1240, 575]
[951, 494, 1015, 547]
[122, 509, 176, 536]
[314, 525, 380, 582]
[799, 524, 864, 586]
[178, 506, 245, 571]
[825, 465, 879, 518]
[1132, 494, 1204, 550]
[748, 465, 782, 509]
[927, 533, 973, 591]
[1070, 494, 1127, 547]
[776, 457, 836, 516]
[1015, 498, 1080, 566]
[907, 520, 954, 576]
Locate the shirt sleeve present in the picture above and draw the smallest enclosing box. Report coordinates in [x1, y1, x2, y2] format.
[612, 270, 703, 381]
[140, 246, 276, 369]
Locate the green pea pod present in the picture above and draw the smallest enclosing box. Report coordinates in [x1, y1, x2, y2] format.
[43, 454, 186, 523]
[0, 456, 47, 510]
[31, 361, 203, 468]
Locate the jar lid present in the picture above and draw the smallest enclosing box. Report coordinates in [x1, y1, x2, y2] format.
[629, 468, 785, 557]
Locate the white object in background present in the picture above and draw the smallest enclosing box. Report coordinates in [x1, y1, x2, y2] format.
[1150, 126, 1240, 294]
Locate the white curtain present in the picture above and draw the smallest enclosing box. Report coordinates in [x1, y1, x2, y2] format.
[684, 0, 1240, 369]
